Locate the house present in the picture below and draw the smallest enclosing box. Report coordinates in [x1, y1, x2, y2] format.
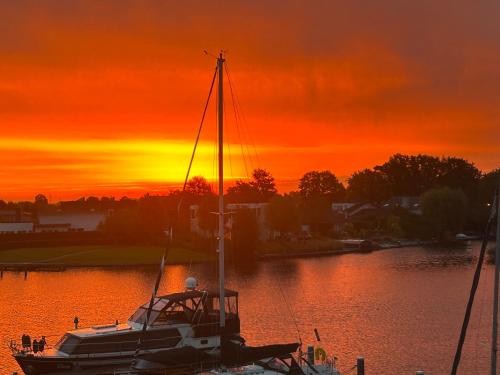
[0, 209, 32, 223]
[331, 203, 356, 216]
[0, 222, 34, 234]
[189, 203, 270, 241]
[37, 212, 106, 232]
[383, 196, 421, 215]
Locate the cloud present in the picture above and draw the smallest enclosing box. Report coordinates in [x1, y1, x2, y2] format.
[0, 1, 498, 199]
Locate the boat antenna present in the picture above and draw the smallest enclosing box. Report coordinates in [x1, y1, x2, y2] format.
[451, 188, 498, 374]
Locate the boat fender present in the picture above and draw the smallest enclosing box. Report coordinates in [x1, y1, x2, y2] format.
[315, 347, 327, 362]
[39, 337, 46, 352]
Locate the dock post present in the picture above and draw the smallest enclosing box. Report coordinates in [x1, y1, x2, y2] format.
[307, 345, 315, 365]
[357, 357, 365, 375]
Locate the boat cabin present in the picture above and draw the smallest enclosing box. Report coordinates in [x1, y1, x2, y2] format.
[129, 288, 240, 337]
[53, 289, 240, 356]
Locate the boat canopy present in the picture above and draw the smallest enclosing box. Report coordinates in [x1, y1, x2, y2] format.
[129, 289, 239, 327]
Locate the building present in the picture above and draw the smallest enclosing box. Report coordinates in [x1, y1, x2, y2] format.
[0, 209, 32, 223]
[383, 196, 421, 215]
[36, 212, 106, 232]
[0, 222, 34, 234]
[331, 203, 355, 216]
[189, 203, 270, 241]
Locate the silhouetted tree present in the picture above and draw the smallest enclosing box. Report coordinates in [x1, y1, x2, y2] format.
[34, 194, 49, 207]
[421, 187, 468, 240]
[226, 169, 277, 203]
[347, 169, 390, 203]
[230, 208, 258, 262]
[374, 154, 480, 197]
[250, 168, 277, 200]
[267, 195, 299, 234]
[185, 176, 212, 197]
[299, 195, 332, 234]
[299, 170, 345, 202]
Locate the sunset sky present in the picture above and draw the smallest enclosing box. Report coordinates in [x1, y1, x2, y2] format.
[1, 1, 499, 201]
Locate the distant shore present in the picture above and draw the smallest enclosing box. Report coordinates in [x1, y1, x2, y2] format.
[0, 245, 214, 270]
[0, 238, 475, 271]
[257, 239, 443, 260]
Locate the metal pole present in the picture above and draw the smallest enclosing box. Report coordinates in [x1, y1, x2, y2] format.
[217, 53, 226, 330]
[492, 187, 500, 375]
[356, 357, 365, 375]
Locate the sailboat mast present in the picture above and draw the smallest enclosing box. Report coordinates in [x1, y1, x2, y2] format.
[492, 187, 500, 375]
[217, 53, 226, 330]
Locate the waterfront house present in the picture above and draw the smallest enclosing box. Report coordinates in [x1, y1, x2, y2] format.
[0, 222, 34, 234]
[37, 212, 106, 232]
[190, 203, 270, 241]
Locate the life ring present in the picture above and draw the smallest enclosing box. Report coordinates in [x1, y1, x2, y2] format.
[315, 347, 327, 362]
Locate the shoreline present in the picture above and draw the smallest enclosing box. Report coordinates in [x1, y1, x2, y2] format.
[0, 239, 472, 271]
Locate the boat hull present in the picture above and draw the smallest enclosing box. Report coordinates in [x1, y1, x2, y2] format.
[14, 353, 132, 375]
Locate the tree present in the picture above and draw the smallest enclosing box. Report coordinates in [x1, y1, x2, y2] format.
[438, 157, 481, 194]
[230, 208, 258, 263]
[185, 176, 212, 197]
[226, 169, 277, 203]
[374, 154, 441, 196]
[299, 170, 345, 202]
[374, 154, 481, 197]
[299, 195, 332, 234]
[226, 181, 260, 203]
[267, 195, 299, 234]
[249, 168, 277, 200]
[347, 169, 390, 203]
[421, 187, 468, 240]
[34, 194, 49, 206]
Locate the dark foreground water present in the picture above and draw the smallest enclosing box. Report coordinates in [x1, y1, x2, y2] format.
[0, 242, 498, 374]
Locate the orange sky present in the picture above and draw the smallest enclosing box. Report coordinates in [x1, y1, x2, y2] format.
[1, 1, 499, 201]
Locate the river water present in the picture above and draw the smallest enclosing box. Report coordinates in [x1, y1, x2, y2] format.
[0, 242, 498, 374]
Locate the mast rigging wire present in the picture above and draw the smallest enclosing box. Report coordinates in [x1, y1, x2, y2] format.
[181, 66, 218, 195]
[134, 65, 218, 365]
[451, 188, 498, 374]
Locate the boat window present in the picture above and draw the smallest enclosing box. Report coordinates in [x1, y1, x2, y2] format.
[55, 334, 81, 354]
[226, 296, 238, 314]
[211, 295, 238, 315]
[153, 299, 169, 311]
[129, 307, 147, 323]
[129, 307, 160, 325]
[152, 303, 187, 325]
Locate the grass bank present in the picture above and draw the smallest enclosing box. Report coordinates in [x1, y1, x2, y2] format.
[0, 244, 214, 267]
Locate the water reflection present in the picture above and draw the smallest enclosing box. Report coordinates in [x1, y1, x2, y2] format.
[0, 241, 497, 374]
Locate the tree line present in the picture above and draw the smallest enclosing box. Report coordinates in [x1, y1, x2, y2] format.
[4, 153, 498, 245]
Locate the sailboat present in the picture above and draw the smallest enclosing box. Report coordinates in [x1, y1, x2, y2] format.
[10, 52, 300, 375]
[126, 52, 303, 374]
